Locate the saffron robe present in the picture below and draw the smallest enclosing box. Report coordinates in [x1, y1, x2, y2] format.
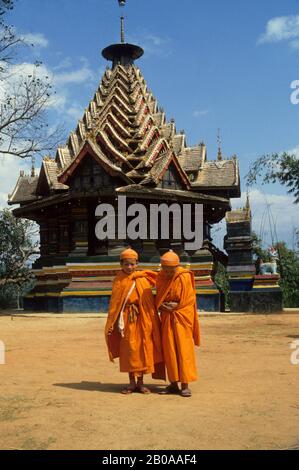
[105, 270, 165, 379]
[156, 267, 200, 383]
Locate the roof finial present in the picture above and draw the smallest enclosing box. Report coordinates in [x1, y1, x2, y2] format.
[245, 190, 250, 212]
[118, 1, 126, 43]
[31, 155, 35, 177]
[102, 1, 143, 68]
[217, 128, 222, 161]
[242, 189, 251, 219]
[120, 16, 125, 43]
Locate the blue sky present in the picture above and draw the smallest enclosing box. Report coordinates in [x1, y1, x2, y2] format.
[1, 0, 299, 249]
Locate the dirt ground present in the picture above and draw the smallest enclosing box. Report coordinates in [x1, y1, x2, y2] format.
[0, 311, 299, 450]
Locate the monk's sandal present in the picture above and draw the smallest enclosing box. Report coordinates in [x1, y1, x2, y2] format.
[181, 388, 192, 397]
[159, 384, 180, 395]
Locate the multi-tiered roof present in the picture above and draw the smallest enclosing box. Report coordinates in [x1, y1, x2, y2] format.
[9, 31, 240, 217]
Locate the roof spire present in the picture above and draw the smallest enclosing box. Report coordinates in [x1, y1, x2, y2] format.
[102, 0, 144, 68]
[245, 190, 251, 214]
[31, 155, 35, 177]
[119, 0, 125, 43]
[120, 15, 125, 43]
[217, 128, 222, 161]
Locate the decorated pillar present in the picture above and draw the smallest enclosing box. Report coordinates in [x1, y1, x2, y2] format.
[68, 205, 89, 258]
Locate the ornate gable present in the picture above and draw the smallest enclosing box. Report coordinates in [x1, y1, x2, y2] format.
[159, 162, 184, 190]
[68, 153, 122, 194]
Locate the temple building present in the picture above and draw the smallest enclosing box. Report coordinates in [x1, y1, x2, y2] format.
[8, 13, 242, 313]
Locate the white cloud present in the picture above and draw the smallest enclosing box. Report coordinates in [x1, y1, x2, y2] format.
[8, 61, 51, 82]
[47, 93, 67, 111]
[235, 189, 299, 246]
[0, 155, 32, 209]
[258, 15, 299, 44]
[289, 39, 299, 50]
[20, 32, 49, 49]
[66, 105, 84, 121]
[127, 31, 172, 57]
[145, 34, 169, 47]
[52, 57, 73, 71]
[287, 145, 299, 158]
[193, 110, 209, 117]
[54, 66, 96, 86]
[0, 57, 97, 117]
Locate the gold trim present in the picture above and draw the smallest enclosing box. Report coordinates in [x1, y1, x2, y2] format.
[253, 285, 279, 289]
[195, 289, 220, 294]
[229, 275, 254, 280]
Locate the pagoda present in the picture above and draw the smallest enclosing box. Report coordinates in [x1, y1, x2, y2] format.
[8, 4, 240, 313]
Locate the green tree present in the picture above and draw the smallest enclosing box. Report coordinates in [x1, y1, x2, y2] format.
[0, 208, 38, 308]
[275, 241, 299, 308]
[214, 262, 230, 310]
[246, 152, 299, 203]
[251, 232, 299, 307]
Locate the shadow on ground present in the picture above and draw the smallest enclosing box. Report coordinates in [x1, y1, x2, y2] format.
[53, 381, 165, 394]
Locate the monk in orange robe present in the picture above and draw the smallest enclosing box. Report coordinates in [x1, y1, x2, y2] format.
[156, 250, 200, 397]
[105, 248, 165, 394]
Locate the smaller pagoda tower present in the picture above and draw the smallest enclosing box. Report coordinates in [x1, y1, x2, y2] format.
[225, 196, 282, 313]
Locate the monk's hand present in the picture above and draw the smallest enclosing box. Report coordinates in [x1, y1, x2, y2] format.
[107, 326, 114, 336]
[118, 327, 125, 338]
[162, 301, 179, 311]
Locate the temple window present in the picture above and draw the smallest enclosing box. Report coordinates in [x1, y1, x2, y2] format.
[161, 164, 183, 190]
[69, 155, 115, 191]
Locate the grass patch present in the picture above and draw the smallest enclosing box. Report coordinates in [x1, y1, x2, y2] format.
[20, 436, 56, 450]
[0, 395, 33, 422]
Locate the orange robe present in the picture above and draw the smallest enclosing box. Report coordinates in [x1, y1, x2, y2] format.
[156, 267, 200, 383]
[105, 270, 165, 379]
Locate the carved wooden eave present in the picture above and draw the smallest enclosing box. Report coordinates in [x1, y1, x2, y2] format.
[116, 184, 230, 206]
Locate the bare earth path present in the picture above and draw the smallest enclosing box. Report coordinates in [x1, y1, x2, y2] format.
[0, 312, 299, 450]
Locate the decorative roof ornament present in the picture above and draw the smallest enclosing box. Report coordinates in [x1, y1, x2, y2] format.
[118, 0, 126, 43]
[120, 16, 125, 43]
[31, 155, 35, 177]
[102, 0, 143, 68]
[245, 190, 251, 218]
[217, 128, 222, 161]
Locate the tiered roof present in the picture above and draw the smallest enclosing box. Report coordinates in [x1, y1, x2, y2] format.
[8, 61, 240, 206]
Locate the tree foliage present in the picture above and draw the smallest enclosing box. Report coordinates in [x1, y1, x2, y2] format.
[252, 232, 299, 307]
[215, 261, 230, 310]
[0, 0, 14, 17]
[275, 241, 299, 308]
[0, 209, 39, 308]
[0, 0, 64, 159]
[246, 152, 299, 203]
